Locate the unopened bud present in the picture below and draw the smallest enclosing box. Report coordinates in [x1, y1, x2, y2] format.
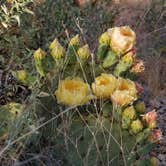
[77, 44, 90, 59]
[122, 51, 135, 64]
[51, 45, 65, 60]
[122, 117, 131, 129]
[49, 38, 59, 50]
[131, 59, 145, 74]
[49, 38, 65, 60]
[130, 119, 143, 134]
[99, 31, 111, 45]
[122, 106, 136, 120]
[135, 101, 146, 113]
[69, 34, 80, 46]
[143, 110, 157, 129]
[34, 48, 46, 76]
[149, 129, 162, 143]
[16, 70, 27, 83]
[150, 157, 159, 166]
[34, 48, 46, 61]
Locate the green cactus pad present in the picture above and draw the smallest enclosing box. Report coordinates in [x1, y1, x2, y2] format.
[97, 44, 108, 60]
[103, 50, 118, 68]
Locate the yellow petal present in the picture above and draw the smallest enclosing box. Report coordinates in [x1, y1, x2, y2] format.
[55, 78, 92, 106]
[92, 73, 117, 98]
[108, 26, 136, 55]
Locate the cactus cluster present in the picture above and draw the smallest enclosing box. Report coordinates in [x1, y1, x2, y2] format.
[4, 26, 160, 165]
[31, 26, 162, 165]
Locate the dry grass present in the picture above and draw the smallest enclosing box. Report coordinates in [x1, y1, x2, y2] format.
[142, 55, 166, 97]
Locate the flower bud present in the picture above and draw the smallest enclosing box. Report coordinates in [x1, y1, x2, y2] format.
[69, 34, 80, 47]
[114, 51, 135, 76]
[34, 48, 46, 61]
[150, 157, 159, 166]
[122, 51, 135, 64]
[34, 48, 46, 76]
[67, 36, 80, 64]
[149, 129, 162, 143]
[51, 45, 65, 60]
[143, 110, 157, 129]
[99, 31, 111, 45]
[49, 39, 65, 60]
[49, 38, 59, 50]
[16, 70, 27, 83]
[131, 59, 145, 74]
[8, 102, 23, 116]
[135, 101, 146, 113]
[130, 119, 143, 134]
[122, 106, 136, 120]
[122, 117, 131, 129]
[77, 44, 90, 59]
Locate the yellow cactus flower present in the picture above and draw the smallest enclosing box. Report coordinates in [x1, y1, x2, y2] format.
[117, 78, 137, 97]
[34, 48, 46, 61]
[99, 31, 111, 45]
[92, 73, 117, 98]
[111, 78, 137, 106]
[55, 78, 92, 106]
[77, 44, 91, 59]
[111, 90, 135, 106]
[122, 106, 136, 120]
[130, 119, 143, 134]
[69, 34, 80, 46]
[108, 26, 136, 55]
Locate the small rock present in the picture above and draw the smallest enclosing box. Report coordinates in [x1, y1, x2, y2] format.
[75, 0, 96, 7]
[158, 154, 166, 161]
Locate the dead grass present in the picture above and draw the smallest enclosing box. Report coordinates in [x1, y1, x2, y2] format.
[143, 55, 166, 97]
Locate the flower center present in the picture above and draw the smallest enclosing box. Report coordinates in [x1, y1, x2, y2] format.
[99, 79, 110, 85]
[65, 82, 81, 91]
[121, 29, 132, 37]
[119, 83, 129, 91]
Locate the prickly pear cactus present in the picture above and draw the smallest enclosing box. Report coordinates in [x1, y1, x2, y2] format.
[30, 26, 162, 165]
[4, 26, 160, 165]
[0, 102, 23, 137]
